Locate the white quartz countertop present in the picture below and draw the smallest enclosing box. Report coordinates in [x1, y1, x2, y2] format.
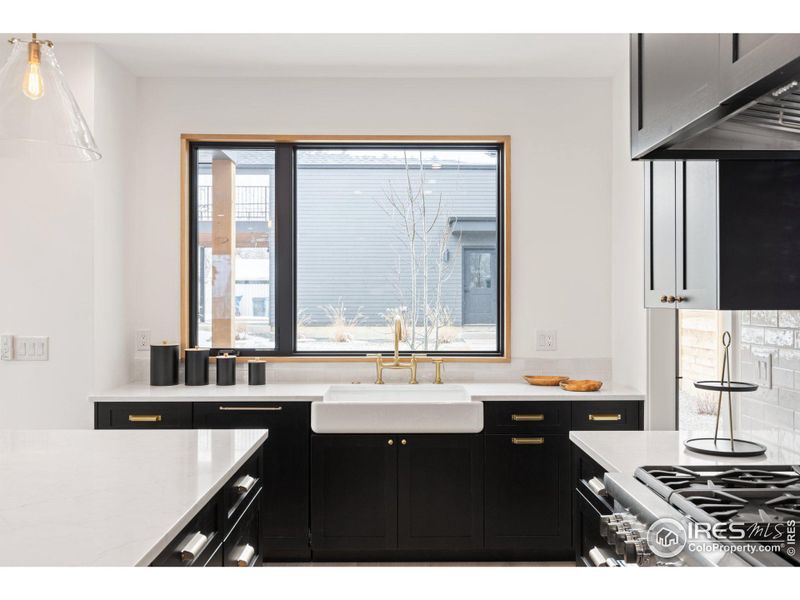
[0, 428, 268, 566]
[90, 382, 644, 403]
[569, 430, 800, 475]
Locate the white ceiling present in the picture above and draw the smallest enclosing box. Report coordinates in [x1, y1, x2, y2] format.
[13, 33, 627, 78]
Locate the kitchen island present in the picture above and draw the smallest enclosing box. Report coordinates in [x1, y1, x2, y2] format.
[0, 428, 268, 566]
[569, 429, 800, 475]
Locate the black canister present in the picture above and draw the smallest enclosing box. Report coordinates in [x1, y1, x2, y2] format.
[185, 347, 210, 386]
[248, 360, 266, 385]
[216, 352, 237, 386]
[150, 342, 179, 386]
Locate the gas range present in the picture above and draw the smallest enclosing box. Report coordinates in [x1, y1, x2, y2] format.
[594, 465, 800, 567]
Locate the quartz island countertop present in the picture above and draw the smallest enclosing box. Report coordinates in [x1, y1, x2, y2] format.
[0, 428, 268, 566]
[569, 430, 800, 475]
[89, 381, 644, 403]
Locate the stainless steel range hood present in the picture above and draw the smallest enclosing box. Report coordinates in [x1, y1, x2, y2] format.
[671, 79, 800, 152]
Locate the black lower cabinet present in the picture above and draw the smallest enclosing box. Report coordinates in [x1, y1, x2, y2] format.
[398, 435, 483, 550]
[193, 402, 310, 561]
[484, 434, 571, 556]
[311, 434, 483, 558]
[310, 434, 397, 551]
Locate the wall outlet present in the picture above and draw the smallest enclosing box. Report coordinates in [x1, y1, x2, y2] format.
[1, 334, 12, 361]
[14, 336, 48, 361]
[536, 329, 557, 351]
[135, 329, 151, 352]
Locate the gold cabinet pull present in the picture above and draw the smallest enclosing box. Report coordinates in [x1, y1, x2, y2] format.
[512, 437, 544, 445]
[511, 414, 545, 422]
[219, 406, 282, 411]
[401, 439, 407, 445]
[588, 413, 622, 422]
[387, 439, 394, 446]
[128, 414, 162, 422]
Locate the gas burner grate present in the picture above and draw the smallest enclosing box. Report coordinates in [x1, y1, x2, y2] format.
[718, 468, 800, 488]
[646, 468, 698, 490]
[765, 494, 800, 517]
[681, 494, 746, 520]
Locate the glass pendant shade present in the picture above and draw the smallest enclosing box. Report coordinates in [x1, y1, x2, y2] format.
[0, 38, 101, 161]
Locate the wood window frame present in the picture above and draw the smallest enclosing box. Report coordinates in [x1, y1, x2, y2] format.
[180, 134, 511, 363]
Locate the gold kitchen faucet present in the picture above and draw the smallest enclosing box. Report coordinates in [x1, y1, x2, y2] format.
[371, 316, 420, 384]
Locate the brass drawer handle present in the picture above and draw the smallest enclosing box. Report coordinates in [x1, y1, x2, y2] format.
[179, 532, 210, 561]
[128, 414, 162, 422]
[512, 437, 544, 445]
[511, 414, 545, 422]
[233, 474, 257, 495]
[218, 406, 282, 411]
[588, 413, 622, 422]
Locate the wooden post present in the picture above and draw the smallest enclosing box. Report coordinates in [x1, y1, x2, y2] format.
[211, 158, 236, 347]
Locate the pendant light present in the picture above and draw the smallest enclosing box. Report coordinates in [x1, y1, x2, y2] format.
[0, 34, 101, 161]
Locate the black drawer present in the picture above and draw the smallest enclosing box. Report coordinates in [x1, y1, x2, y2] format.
[571, 401, 640, 431]
[95, 402, 192, 429]
[484, 402, 569, 434]
[224, 449, 263, 526]
[153, 492, 224, 566]
[224, 491, 261, 567]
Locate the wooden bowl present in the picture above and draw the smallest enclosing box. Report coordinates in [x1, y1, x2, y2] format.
[524, 375, 570, 386]
[560, 379, 603, 392]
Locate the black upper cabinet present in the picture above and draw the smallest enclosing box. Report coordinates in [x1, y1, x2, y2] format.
[193, 402, 310, 560]
[646, 159, 800, 310]
[631, 34, 721, 159]
[310, 434, 397, 551]
[719, 34, 800, 102]
[485, 434, 571, 551]
[397, 435, 483, 551]
[631, 34, 800, 158]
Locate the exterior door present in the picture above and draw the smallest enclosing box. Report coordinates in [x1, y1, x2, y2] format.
[463, 247, 497, 324]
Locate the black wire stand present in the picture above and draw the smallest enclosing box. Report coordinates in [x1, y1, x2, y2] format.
[684, 331, 767, 457]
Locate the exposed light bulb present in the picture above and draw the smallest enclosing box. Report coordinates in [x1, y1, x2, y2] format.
[22, 38, 44, 100]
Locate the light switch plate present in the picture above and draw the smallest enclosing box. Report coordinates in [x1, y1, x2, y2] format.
[14, 336, 48, 361]
[0, 334, 12, 361]
[754, 352, 773, 389]
[536, 329, 557, 351]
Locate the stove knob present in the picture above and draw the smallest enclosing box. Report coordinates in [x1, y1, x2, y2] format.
[599, 514, 622, 537]
[615, 529, 641, 555]
[623, 538, 652, 566]
[606, 520, 632, 544]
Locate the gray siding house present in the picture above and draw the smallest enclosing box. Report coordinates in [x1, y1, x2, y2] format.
[197, 149, 499, 340]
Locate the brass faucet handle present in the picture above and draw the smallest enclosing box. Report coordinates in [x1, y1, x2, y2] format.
[432, 358, 444, 384]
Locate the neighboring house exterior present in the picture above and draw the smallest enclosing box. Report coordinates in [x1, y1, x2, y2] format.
[196, 150, 499, 332]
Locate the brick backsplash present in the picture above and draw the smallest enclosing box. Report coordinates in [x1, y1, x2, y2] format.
[735, 310, 800, 443]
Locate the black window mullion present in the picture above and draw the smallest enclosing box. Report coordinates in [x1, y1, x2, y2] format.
[273, 143, 296, 355]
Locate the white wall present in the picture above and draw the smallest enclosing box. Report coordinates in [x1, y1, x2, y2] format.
[0, 45, 135, 428]
[610, 63, 646, 392]
[132, 76, 615, 367]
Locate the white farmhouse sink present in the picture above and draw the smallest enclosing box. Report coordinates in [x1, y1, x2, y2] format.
[311, 384, 482, 434]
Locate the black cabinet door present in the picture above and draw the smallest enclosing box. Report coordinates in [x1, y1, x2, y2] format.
[631, 34, 721, 158]
[644, 161, 677, 308]
[719, 34, 800, 101]
[676, 161, 719, 309]
[310, 434, 398, 551]
[95, 402, 192, 429]
[397, 435, 483, 550]
[485, 434, 571, 551]
[193, 402, 310, 559]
